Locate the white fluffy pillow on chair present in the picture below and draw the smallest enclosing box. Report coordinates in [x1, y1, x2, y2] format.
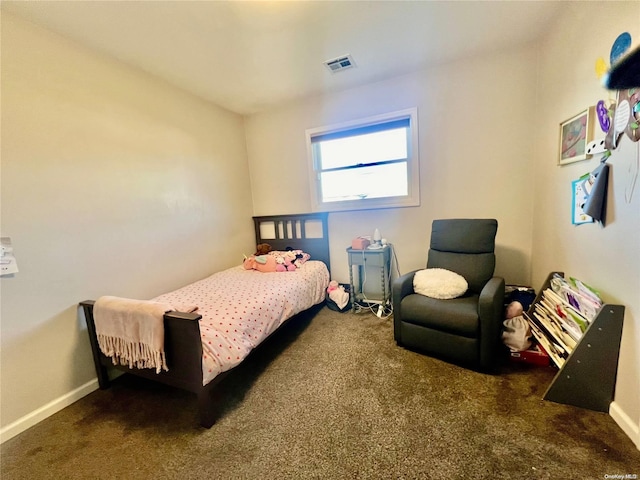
[413, 268, 468, 299]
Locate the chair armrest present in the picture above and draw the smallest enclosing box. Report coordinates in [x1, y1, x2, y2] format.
[392, 270, 420, 341]
[478, 276, 506, 370]
[393, 270, 419, 301]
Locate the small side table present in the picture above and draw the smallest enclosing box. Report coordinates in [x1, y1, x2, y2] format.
[346, 246, 391, 313]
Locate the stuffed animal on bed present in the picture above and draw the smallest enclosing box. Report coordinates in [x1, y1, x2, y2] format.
[243, 246, 309, 273]
[243, 254, 277, 272]
[275, 255, 296, 272]
[243, 243, 279, 272]
[282, 247, 308, 268]
[255, 243, 272, 255]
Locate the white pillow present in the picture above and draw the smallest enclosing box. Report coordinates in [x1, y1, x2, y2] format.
[413, 268, 468, 299]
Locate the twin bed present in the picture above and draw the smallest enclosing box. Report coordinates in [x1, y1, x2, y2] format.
[80, 213, 330, 428]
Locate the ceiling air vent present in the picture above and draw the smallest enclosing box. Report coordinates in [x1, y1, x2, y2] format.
[324, 54, 356, 73]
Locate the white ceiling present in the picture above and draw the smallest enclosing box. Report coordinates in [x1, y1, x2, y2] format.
[2, 1, 565, 115]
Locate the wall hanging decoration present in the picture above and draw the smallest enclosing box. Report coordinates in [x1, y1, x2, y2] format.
[597, 32, 640, 146]
[586, 138, 607, 155]
[603, 45, 640, 90]
[595, 99, 611, 133]
[615, 88, 640, 142]
[601, 30, 640, 90]
[559, 107, 594, 165]
[571, 175, 594, 225]
[583, 162, 610, 224]
[586, 32, 640, 223]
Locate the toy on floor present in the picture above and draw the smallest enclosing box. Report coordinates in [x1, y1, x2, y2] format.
[327, 280, 349, 311]
[505, 301, 524, 320]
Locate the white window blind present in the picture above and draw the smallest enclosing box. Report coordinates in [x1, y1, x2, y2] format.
[306, 108, 419, 212]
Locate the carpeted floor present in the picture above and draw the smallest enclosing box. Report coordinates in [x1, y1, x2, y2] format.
[2, 306, 639, 479]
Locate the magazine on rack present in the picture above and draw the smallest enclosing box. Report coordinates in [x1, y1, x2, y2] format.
[549, 273, 602, 322]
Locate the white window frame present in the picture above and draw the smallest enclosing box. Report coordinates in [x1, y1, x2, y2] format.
[305, 108, 420, 213]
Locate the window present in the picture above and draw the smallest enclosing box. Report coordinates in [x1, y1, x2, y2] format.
[306, 108, 419, 212]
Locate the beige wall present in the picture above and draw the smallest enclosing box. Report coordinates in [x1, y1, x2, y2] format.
[533, 2, 640, 447]
[0, 14, 255, 431]
[245, 46, 537, 292]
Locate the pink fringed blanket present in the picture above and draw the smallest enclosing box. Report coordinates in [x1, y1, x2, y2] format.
[93, 296, 191, 373]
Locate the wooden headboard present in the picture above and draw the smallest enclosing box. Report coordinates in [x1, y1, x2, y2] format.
[253, 213, 330, 273]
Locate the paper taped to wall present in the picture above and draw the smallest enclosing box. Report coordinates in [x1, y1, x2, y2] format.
[1, 237, 19, 276]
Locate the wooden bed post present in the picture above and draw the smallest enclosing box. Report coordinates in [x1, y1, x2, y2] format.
[79, 300, 111, 389]
[197, 390, 216, 428]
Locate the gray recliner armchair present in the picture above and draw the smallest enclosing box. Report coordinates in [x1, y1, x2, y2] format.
[392, 219, 505, 371]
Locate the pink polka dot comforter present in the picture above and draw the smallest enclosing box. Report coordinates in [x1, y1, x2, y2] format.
[152, 261, 330, 386]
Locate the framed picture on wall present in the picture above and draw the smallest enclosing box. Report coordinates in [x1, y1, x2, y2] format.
[558, 107, 595, 165]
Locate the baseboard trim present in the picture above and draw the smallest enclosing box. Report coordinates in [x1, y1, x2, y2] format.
[0, 379, 99, 444]
[610, 401, 640, 450]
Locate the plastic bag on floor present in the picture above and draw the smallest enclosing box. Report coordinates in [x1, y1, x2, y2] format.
[502, 315, 532, 352]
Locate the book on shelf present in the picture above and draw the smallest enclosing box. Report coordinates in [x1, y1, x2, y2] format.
[538, 293, 583, 341]
[528, 320, 565, 368]
[525, 273, 603, 369]
[549, 274, 602, 321]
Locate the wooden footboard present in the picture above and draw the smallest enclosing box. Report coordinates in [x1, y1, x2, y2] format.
[80, 300, 226, 426]
[80, 300, 204, 390]
[80, 299, 322, 428]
